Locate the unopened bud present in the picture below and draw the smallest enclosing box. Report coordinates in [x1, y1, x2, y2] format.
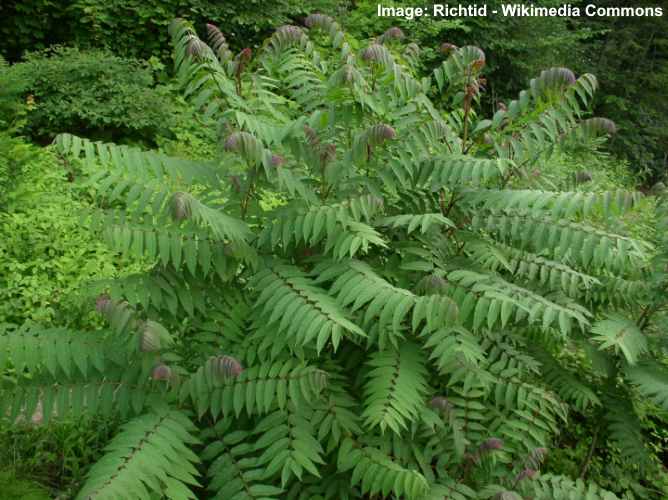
[514, 468, 537, 483]
[212, 355, 244, 378]
[440, 43, 458, 54]
[479, 437, 503, 453]
[95, 294, 112, 314]
[430, 396, 453, 412]
[151, 364, 172, 381]
[271, 154, 286, 167]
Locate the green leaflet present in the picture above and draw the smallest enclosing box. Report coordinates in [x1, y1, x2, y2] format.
[625, 361, 668, 411]
[337, 438, 430, 499]
[0, 326, 112, 378]
[445, 269, 591, 334]
[202, 419, 284, 498]
[591, 314, 647, 365]
[529, 474, 620, 500]
[76, 409, 201, 500]
[182, 357, 328, 419]
[361, 341, 429, 434]
[250, 263, 366, 353]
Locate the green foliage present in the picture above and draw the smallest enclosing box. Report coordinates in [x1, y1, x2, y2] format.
[0, 471, 50, 500]
[342, 1, 592, 109]
[0, 133, 36, 204]
[0, 0, 343, 62]
[76, 408, 200, 499]
[0, 56, 34, 198]
[0, 418, 118, 498]
[572, 0, 668, 183]
[7, 46, 173, 143]
[0, 144, 136, 328]
[0, 53, 28, 129]
[344, 1, 667, 184]
[546, 411, 668, 499]
[4, 16, 668, 500]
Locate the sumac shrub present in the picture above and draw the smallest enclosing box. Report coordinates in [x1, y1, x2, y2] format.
[3, 15, 668, 500]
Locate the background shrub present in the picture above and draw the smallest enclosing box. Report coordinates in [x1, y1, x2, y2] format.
[0, 471, 50, 500]
[0, 418, 119, 499]
[0, 54, 27, 128]
[0, 143, 137, 329]
[8, 47, 173, 144]
[0, 134, 35, 205]
[0, 0, 344, 62]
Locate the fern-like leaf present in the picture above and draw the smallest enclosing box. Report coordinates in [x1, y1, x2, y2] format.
[76, 408, 200, 499]
[182, 357, 328, 419]
[625, 360, 668, 411]
[249, 263, 366, 353]
[337, 438, 429, 499]
[362, 341, 429, 434]
[591, 314, 647, 365]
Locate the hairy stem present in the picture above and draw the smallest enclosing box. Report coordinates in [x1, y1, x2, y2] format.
[240, 167, 257, 220]
[579, 424, 600, 479]
[461, 68, 473, 153]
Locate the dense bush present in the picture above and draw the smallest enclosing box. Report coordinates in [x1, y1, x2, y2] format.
[0, 0, 344, 62]
[0, 55, 147, 500]
[546, 405, 668, 497]
[573, 0, 668, 183]
[7, 47, 173, 144]
[0, 471, 49, 500]
[0, 55, 34, 198]
[0, 54, 26, 128]
[0, 417, 118, 498]
[0, 143, 137, 328]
